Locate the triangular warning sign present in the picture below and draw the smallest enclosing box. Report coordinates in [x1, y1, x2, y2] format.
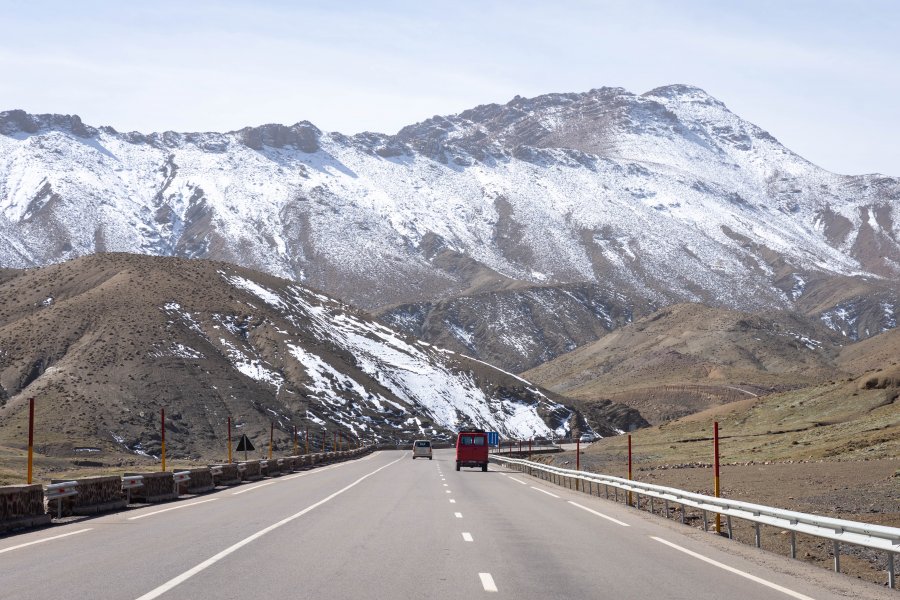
[235, 434, 255, 452]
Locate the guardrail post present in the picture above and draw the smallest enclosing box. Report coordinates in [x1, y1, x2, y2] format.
[680, 504, 685, 524]
[833, 541, 840, 573]
[755, 523, 761, 548]
[703, 510, 708, 532]
[649, 496, 654, 515]
[664, 499, 669, 518]
[790, 531, 796, 558]
[888, 552, 895, 589]
[605, 485, 609, 499]
[727, 515, 733, 540]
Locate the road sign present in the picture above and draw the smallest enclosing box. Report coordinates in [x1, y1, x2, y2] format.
[235, 434, 254, 452]
[487, 431, 499, 447]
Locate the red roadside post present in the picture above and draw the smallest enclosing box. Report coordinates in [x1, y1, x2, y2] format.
[27, 397, 34, 484]
[268, 421, 274, 460]
[305, 425, 309, 454]
[714, 421, 721, 533]
[161, 408, 166, 472]
[528, 438, 532, 459]
[576, 437, 581, 491]
[627, 434, 633, 506]
[293, 425, 298, 455]
[518, 439, 522, 455]
[333, 431, 336, 452]
[227, 416, 232, 463]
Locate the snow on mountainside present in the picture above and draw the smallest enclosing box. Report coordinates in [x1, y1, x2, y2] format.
[0, 85, 898, 372]
[0, 255, 607, 460]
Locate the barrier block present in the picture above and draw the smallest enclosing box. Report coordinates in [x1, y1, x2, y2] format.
[282, 457, 297, 472]
[210, 463, 241, 486]
[51, 476, 125, 516]
[184, 468, 214, 494]
[239, 461, 262, 481]
[125, 472, 176, 502]
[0, 484, 50, 532]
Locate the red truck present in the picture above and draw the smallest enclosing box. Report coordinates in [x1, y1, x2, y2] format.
[455, 429, 489, 472]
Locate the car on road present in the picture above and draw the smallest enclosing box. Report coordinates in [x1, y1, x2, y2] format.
[412, 439, 432, 459]
[455, 429, 488, 471]
[579, 433, 598, 443]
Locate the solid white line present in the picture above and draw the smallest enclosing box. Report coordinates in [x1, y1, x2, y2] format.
[0, 528, 92, 555]
[651, 537, 815, 600]
[531, 486, 560, 498]
[568, 501, 630, 527]
[462, 532, 473, 542]
[135, 455, 404, 600]
[128, 498, 219, 521]
[454, 512, 463, 518]
[479, 573, 498, 592]
[231, 481, 276, 495]
[507, 476, 527, 485]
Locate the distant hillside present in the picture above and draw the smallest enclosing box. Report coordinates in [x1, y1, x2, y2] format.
[523, 304, 848, 423]
[0, 254, 642, 461]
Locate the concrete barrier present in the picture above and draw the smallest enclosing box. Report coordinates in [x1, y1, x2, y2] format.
[51, 476, 126, 516]
[282, 456, 297, 472]
[239, 461, 262, 481]
[184, 468, 214, 494]
[0, 484, 50, 532]
[125, 472, 176, 502]
[210, 463, 241, 486]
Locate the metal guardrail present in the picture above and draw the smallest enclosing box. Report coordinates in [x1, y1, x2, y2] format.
[492, 455, 898, 588]
[45, 481, 78, 518]
[122, 475, 144, 503]
[172, 471, 191, 495]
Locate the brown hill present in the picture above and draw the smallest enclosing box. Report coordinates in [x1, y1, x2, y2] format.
[0, 253, 642, 472]
[523, 304, 847, 424]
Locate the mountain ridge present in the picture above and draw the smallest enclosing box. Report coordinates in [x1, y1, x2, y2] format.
[1, 84, 898, 374]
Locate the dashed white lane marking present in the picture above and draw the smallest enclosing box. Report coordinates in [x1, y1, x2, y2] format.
[568, 501, 630, 527]
[507, 476, 527, 485]
[479, 573, 498, 592]
[454, 512, 463, 518]
[128, 498, 219, 520]
[445, 490, 451, 493]
[0, 528, 92, 555]
[462, 532, 474, 542]
[135, 455, 404, 600]
[449, 499, 456, 504]
[651, 537, 815, 600]
[531, 486, 560, 498]
[231, 481, 276, 495]
[443, 483, 448, 487]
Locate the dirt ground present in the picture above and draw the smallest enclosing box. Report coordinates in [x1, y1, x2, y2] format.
[544, 450, 899, 589]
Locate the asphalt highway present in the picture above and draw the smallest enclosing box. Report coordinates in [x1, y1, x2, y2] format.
[0, 449, 893, 599]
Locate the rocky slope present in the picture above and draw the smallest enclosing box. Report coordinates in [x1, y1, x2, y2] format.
[0, 254, 643, 460]
[523, 303, 851, 424]
[1, 85, 898, 372]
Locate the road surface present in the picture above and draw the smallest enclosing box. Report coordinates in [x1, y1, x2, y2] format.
[0, 449, 893, 599]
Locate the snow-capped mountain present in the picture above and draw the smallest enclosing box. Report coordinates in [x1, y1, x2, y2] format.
[1, 85, 897, 372]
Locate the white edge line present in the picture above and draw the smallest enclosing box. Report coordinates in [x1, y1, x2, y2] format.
[531, 486, 560, 498]
[0, 528, 92, 555]
[650, 537, 816, 600]
[127, 498, 218, 521]
[568, 501, 630, 527]
[479, 573, 498, 593]
[128, 498, 219, 521]
[231, 481, 277, 495]
[135, 455, 404, 600]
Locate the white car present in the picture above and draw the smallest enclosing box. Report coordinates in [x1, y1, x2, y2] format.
[412, 439, 433, 459]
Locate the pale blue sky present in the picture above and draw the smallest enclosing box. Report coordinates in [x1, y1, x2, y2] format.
[1, 0, 897, 175]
